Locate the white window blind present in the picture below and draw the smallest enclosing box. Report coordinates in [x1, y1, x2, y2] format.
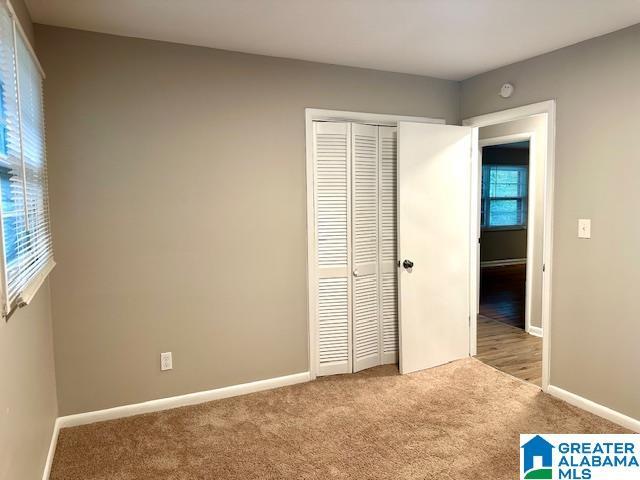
[0, 3, 53, 317]
[481, 164, 528, 228]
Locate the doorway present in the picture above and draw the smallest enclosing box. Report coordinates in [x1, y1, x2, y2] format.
[477, 136, 541, 385]
[465, 107, 554, 389]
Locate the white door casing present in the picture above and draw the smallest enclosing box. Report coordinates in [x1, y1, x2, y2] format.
[464, 100, 556, 391]
[397, 122, 472, 374]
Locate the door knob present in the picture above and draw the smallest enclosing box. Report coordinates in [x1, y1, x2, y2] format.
[402, 259, 414, 269]
[353, 269, 359, 277]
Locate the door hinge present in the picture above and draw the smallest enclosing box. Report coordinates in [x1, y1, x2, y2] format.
[542, 263, 546, 272]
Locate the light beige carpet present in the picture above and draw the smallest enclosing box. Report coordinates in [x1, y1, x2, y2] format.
[51, 358, 627, 479]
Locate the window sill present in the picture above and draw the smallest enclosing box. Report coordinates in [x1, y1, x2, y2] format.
[481, 226, 527, 232]
[16, 258, 55, 307]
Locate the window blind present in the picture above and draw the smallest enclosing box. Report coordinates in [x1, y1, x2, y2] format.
[481, 164, 528, 228]
[0, 3, 53, 316]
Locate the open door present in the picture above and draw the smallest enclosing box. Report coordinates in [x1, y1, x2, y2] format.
[398, 122, 473, 374]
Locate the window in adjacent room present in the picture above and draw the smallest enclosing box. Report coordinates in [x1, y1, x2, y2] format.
[481, 164, 528, 228]
[0, 3, 54, 317]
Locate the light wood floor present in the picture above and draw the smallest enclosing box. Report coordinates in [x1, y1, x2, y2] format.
[475, 315, 542, 387]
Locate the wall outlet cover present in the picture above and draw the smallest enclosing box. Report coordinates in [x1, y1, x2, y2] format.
[160, 352, 172, 371]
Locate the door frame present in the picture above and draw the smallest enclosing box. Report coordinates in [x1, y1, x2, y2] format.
[305, 108, 444, 379]
[478, 132, 536, 336]
[463, 100, 556, 392]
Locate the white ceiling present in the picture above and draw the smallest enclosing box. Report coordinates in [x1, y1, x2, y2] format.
[25, 0, 640, 80]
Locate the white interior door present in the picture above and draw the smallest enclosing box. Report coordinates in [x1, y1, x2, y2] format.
[398, 122, 472, 374]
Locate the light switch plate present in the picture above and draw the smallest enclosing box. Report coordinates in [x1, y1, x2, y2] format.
[578, 219, 591, 239]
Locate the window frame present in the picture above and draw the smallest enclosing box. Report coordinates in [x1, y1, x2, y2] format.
[481, 163, 529, 231]
[0, 1, 53, 319]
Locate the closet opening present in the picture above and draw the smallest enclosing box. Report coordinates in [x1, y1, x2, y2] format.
[305, 109, 443, 378]
[306, 101, 557, 388]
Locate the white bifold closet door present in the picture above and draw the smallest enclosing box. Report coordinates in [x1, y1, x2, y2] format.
[379, 127, 399, 364]
[314, 121, 352, 376]
[314, 121, 398, 376]
[351, 123, 380, 372]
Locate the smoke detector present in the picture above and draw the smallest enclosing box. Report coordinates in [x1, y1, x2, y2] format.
[500, 83, 514, 98]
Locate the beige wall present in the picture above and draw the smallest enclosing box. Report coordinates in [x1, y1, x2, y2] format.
[480, 229, 527, 262]
[480, 115, 547, 329]
[0, 4, 58, 480]
[0, 281, 57, 480]
[462, 24, 640, 419]
[35, 25, 460, 415]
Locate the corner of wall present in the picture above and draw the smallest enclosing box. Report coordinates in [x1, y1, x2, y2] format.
[456, 79, 464, 126]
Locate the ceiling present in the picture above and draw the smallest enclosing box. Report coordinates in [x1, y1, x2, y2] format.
[25, 0, 640, 80]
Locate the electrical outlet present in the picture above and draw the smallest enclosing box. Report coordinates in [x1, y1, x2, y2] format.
[160, 352, 172, 371]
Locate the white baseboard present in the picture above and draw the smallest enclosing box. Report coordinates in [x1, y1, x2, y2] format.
[547, 385, 640, 433]
[481, 258, 527, 267]
[42, 417, 61, 480]
[57, 371, 311, 429]
[382, 351, 398, 365]
[527, 325, 543, 337]
[41, 371, 640, 478]
[42, 371, 310, 478]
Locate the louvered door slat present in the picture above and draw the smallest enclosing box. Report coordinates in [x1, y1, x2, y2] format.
[379, 126, 399, 364]
[352, 123, 381, 372]
[314, 121, 352, 376]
